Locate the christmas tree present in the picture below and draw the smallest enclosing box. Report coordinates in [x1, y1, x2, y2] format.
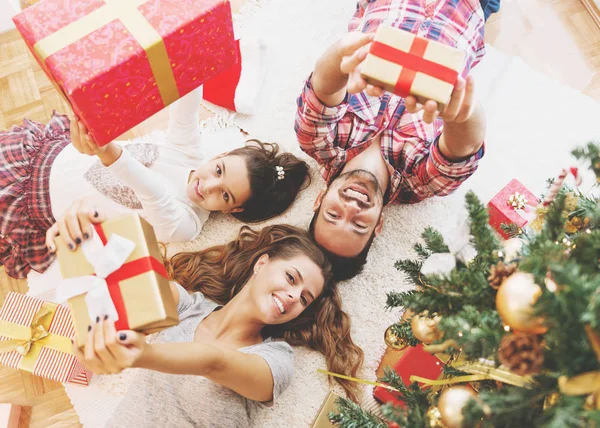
[331, 143, 600, 428]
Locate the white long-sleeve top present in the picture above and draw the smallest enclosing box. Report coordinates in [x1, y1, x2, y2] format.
[49, 88, 210, 243]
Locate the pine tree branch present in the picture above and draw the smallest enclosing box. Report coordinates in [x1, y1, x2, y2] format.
[500, 223, 524, 238]
[465, 191, 501, 267]
[394, 260, 425, 286]
[390, 320, 420, 347]
[328, 397, 387, 428]
[422, 227, 450, 254]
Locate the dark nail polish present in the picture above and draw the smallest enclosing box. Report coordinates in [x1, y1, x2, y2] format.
[94, 211, 99, 218]
[83, 233, 90, 240]
[119, 333, 127, 341]
[87, 325, 92, 331]
[96, 316, 100, 323]
[104, 314, 108, 320]
[75, 237, 82, 245]
[68, 243, 75, 250]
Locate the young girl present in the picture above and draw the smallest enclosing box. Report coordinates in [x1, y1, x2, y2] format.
[0, 87, 309, 279]
[57, 219, 364, 427]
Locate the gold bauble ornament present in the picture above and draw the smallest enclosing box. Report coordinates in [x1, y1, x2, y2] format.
[437, 386, 478, 428]
[496, 272, 548, 334]
[384, 325, 408, 350]
[427, 406, 444, 428]
[411, 313, 443, 344]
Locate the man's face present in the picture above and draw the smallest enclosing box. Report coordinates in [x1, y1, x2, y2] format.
[313, 170, 385, 257]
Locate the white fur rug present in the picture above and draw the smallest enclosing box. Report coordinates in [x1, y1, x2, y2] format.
[27, 0, 600, 426]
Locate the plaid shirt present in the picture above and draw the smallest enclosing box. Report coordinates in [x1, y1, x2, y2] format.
[295, 0, 486, 204]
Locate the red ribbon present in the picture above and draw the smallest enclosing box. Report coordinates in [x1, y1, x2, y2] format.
[369, 38, 459, 98]
[93, 224, 168, 331]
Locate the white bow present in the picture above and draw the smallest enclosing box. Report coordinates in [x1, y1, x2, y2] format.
[420, 217, 477, 277]
[56, 232, 136, 323]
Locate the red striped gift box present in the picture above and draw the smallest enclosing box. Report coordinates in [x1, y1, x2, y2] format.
[0, 292, 91, 385]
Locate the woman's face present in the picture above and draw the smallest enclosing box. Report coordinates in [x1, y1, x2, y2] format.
[249, 253, 326, 325]
[186, 155, 252, 213]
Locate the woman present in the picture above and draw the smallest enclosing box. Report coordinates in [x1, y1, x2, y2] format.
[50, 219, 363, 427]
[0, 87, 309, 279]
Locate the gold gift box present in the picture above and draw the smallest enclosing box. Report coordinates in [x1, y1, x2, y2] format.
[311, 392, 343, 428]
[361, 26, 466, 107]
[56, 214, 178, 347]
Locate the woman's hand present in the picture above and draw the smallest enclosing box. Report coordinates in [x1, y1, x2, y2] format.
[72, 317, 147, 375]
[45, 198, 104, 252]
[69, 114, 122, 165]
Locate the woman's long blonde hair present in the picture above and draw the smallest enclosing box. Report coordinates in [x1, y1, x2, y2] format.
[165, 224, 364, 401]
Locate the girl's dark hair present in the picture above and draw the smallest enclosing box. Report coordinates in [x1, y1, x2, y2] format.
[229, 140, 309, 222]
[165, 224, 364, 401]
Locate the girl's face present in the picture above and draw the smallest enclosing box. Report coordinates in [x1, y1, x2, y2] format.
[249, 254, 325, 325]
[186, 155, 252, 213]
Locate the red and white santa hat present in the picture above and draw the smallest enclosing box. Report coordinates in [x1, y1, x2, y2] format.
[202, 37, 264, 115]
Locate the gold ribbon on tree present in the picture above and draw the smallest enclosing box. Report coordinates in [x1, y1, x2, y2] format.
[0, 302, 73, 372]
[33, 0, 179, 107]
[556, 326, 600, 410]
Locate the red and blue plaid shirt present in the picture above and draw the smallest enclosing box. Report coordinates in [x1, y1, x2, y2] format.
[295, 0, 486, 204]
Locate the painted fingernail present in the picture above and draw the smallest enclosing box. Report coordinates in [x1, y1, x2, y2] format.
[96, 316, 100, 323]
[94, 211, 99, 218]
[68, 243, 75, 250]
[119, 333, 127, 341]
[75, 237, 82, 245]
[88, 325, 92, 331]
[104, 314, 108, 320]
[83, 233, 89, 240]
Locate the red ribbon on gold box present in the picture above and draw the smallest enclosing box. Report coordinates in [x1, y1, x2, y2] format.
[361, 26, 466, 107]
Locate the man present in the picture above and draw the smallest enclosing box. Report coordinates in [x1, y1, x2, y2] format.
[295, 0, 499, 281]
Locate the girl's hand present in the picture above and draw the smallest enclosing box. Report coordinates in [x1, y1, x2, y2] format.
[72, 318, 147, 375]
[69, 115, 108, 155]
[45, 198, 104, 252]
[69, 115, 122, 165]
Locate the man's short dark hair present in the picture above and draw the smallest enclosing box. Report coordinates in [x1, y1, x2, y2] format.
[308, 208, 376, 282]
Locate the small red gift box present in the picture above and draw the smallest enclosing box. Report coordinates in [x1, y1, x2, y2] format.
[13, 0, 236, 146]
[373, 345, 444, 407]
[488, 179, 539, 239]
[0, 293, 91, 386]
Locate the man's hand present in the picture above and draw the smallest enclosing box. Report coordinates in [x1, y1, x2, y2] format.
[405, 75, 476, 125]
[312, 32, 375, 107]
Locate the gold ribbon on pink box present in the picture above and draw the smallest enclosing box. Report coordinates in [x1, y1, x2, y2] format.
[32, 0, 180, 108]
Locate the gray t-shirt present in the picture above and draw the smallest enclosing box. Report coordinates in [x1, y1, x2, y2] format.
[105, 284, 294, 428]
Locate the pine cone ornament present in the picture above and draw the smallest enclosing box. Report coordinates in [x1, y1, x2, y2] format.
[488, 262, 517, 289]
[498, 333, 544, 375]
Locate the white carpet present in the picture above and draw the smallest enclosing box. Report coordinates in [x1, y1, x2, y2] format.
[26, 0, 600, 426]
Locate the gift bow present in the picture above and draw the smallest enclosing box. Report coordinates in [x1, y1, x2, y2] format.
[420, 217, 477, 277]
[0, 300, 73, 372]
[506, 192, 537, 225]
[0, 305, 52, 356]
[56, 232, 136, 324]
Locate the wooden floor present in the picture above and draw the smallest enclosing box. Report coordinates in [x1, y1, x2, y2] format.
[1, 0, 600, 426]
